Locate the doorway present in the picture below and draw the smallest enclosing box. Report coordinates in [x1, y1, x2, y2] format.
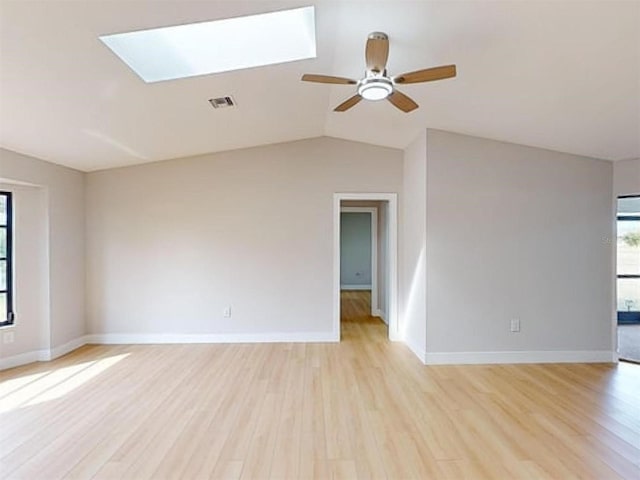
[616, 195, 640, 363]
[339, 207, 379, 338]
[340, 207, 378, 315]
[333, 193, 398, 341]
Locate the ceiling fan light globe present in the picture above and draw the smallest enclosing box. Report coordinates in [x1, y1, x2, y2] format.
[357, 79, 393, 101]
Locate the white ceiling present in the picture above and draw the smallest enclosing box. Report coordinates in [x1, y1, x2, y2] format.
[1, 0, 638, 172]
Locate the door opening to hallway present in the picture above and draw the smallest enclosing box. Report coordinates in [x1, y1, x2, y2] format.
[339, 202, 389, 339]
[340, 289, 387, 340]
[333, 193, 398, 342]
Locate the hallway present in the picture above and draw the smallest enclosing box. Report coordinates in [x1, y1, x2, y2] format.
[340, 289, 387, 342]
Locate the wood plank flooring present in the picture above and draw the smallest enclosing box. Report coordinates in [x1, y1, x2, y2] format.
[0, 291, 638, 479]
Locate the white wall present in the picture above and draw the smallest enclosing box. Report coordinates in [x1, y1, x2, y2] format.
[0, 132, 620, 368]
[0, 148, 85, 367]
[401, 132, 427, 361]
[377, 201, 389, 322]
[0, 183, 48, 359]
[424, 130, 614, 363]
[613, 158, 640, 196]
[86, 137, 402, 340]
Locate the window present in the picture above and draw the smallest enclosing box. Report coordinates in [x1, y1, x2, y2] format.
[0, 191, 13, 326]
[617, 195, 640, 324]
[99, 6, 316, 83]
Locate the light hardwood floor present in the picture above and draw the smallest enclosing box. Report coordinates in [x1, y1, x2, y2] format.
[0, 291, 638, 479]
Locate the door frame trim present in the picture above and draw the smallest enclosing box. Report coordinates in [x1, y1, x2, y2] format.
[333, 193, 398, 341]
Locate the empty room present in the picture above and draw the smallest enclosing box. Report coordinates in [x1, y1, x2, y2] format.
[0, 1, 639, 479]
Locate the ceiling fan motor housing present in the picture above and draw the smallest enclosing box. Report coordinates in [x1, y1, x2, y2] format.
[357, 76, 393, 101]
[368, 32, 389, 41]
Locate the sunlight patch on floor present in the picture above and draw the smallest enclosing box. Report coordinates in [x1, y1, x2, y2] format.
[0, 353, 129, 413]
[0, 371, 51, 399]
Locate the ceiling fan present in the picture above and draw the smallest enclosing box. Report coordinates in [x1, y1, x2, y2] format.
[301, 32, 456, 113]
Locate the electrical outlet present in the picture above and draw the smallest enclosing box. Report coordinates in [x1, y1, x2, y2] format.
[510, 318, 520, 333]
[223, 307, 231, 318]
[3, 331, 15, 344]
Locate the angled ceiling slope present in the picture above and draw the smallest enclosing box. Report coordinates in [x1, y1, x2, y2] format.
[0, 0, 638, 171]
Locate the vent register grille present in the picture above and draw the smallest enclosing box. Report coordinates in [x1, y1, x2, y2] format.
[209, 96, 236, 108]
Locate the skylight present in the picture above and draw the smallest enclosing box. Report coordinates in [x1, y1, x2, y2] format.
[100, 6, 316, 83]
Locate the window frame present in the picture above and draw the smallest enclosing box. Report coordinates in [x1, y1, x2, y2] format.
[617, 194, 640, 324]
[0, 191, 14, 327]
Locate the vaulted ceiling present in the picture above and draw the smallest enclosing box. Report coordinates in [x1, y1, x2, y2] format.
[1, 0, 638, 171]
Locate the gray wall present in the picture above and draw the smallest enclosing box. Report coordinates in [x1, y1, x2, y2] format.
[86, 137, 402, 337]
[424, 130, 613, 361]
[0, 183, 48, 359]
[0, 148, 85, 363]
[613, 158, 640, 197]
[340, 212, 372, 287]
[401, 131, 427, 360]
[1, 131, 620, 367]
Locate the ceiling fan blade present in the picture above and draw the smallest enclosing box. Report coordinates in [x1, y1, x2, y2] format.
[365, 32, 389, 73]
[334, 95, 363, 112]
[393, 65, 457, 84]
[301, 74, 357, 85]
[387, 90, 418, 113]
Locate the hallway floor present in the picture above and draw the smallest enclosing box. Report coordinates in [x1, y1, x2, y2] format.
[340, 290, 387, 342]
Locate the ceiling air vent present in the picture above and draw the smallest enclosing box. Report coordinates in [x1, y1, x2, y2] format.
[208, 96, 236, 109]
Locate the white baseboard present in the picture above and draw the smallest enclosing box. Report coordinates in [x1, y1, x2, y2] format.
[405, 338, 427, 364]
[2, 337, 617, 371]
[84, 331, 338, 345]
[0, 331, 340, 370]
[46, 336, 88, 361]
[373, 309, 387, 324]
[424, 350, 617, 365]
[0, 350, 48, 370]
[340, 285, 371, 290]
[0, 331, 338, 370]
[0, 336, 89, 371]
